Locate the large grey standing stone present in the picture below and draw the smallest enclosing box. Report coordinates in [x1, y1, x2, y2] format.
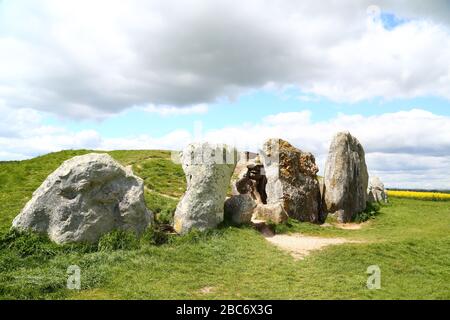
[12, 153, 152, 244]
[368, 176, 388, 203]
[173, 143, 237, 234]
[224, 194, 256, 225]
[260, 139, 323, 223]
[324, 132, 369, 223]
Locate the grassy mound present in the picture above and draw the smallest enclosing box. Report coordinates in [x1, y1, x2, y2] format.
[1, 150, 450, 299]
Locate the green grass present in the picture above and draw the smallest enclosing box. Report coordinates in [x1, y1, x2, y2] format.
[0, 149, 180, 232]
[133, 158, 186, 198]
[1, 150, 450, 299]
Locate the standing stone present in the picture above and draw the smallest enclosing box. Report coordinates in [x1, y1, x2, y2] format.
[260, 139, 322, 223]
[324, 132, 369, 223]
[224, 194, 256, 225]
[368, 176, 388, 203]
[173, 143, 237, 234]
[12, 153, 152, 244]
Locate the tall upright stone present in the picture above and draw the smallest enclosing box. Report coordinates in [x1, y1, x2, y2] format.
[260, 139, 323, 223]
[12, 153, 152, 244]
[324, 132, 369, 223]
[173, 143, 237, 234]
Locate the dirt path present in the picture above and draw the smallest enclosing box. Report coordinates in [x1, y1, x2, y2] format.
[265, 233, 358, 260]
[320, 222, 366, 230]
[334, 223, 364, 230]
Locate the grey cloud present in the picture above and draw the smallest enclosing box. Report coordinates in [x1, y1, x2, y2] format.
[1, 0, 449, 119]
[379, 0, 450, 25]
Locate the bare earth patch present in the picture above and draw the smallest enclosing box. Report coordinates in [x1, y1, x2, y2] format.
[320, 222, 333, 228]
[334, 223, 364, 230]
[320, 222, 367, 230]
[199, 286, 215, 294]
[265, 233, 358, 260]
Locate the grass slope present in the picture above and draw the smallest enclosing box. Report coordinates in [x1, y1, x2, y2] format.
[0, 150, 183, 230]
[0, 150, 449, 299]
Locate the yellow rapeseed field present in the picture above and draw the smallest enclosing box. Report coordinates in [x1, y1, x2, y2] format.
[387, 190, 450, 201]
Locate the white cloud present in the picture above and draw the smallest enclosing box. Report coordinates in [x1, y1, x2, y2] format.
[263, 111, 312, 126]
[0, 104, 43, 137]
[199, 109, 450, 189]
[0, 105, 192, 159]
[305, 20, 450, 102]
[1, 107, 448, 189]
[142, 104, 208, 116]
[99, 130, 192, 151]
[1, 1, 449, 189]
[0, 0, 449, 118]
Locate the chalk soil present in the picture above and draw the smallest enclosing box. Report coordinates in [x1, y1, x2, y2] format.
[265, 233, 357, 260]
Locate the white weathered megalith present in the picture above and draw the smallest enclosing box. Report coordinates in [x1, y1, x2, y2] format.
[12, 153, 152, 244]
[173, 143, 237, 234]
[324, 132, 369, 223]
[368, 176, 388, 203]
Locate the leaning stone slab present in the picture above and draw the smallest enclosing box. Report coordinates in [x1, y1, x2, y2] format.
[173, 143, 237, 234]
[12, 153, 152, 244]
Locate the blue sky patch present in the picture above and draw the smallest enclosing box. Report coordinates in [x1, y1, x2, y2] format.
[380, 12, 408, 30]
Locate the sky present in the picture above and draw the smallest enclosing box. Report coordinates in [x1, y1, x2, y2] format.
[0, 0, 450, 189]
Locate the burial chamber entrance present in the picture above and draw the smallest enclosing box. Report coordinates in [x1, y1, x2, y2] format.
[235, 152, 268, 205]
